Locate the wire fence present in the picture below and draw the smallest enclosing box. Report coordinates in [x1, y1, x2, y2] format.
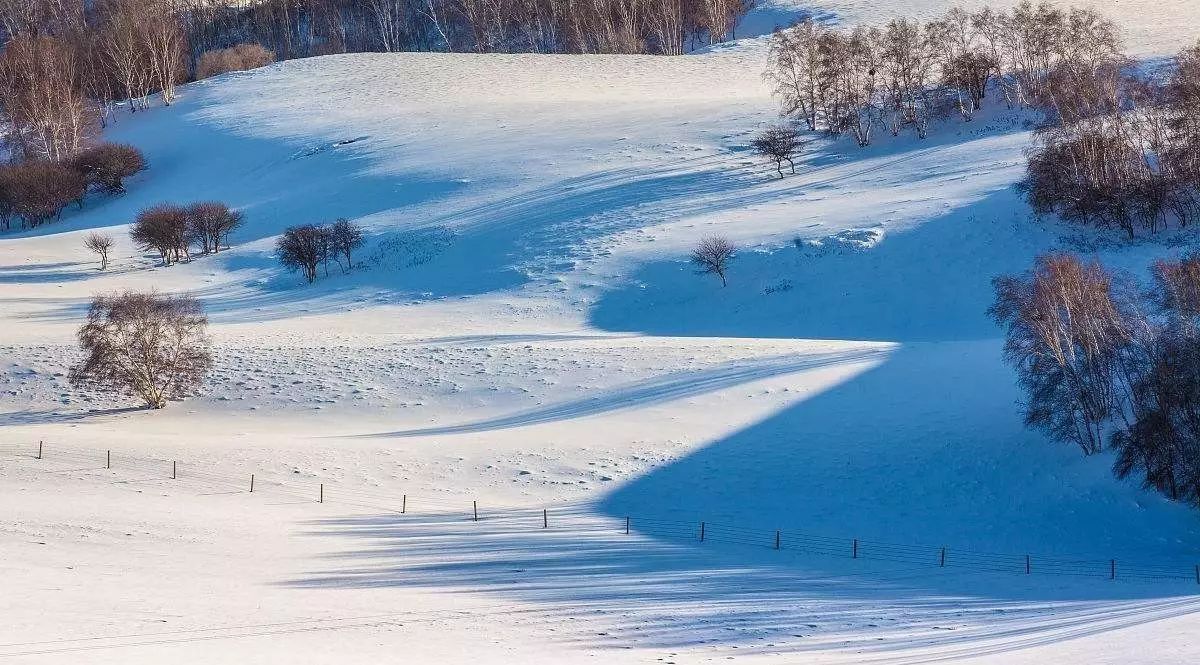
[4, 440, 1199, 585]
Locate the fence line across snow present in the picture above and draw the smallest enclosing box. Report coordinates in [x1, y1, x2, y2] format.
[3, 441, 1198, 585]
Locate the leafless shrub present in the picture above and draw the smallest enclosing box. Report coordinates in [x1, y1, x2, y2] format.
[84, 232, 115, 270]
[750, 124, 803, 178]
[329, 218, 364, 273]
[277, 224, 327, 284]
[69, 291, 212, 409]
[131, 204, 189, 265]
[195, 43, 275, 80]
[186, 201, 243, 254]
[1021, 127, 1145, 238]
[0, 161, 87, 228]
[69, 143, 146, 194]
[1020, 37, 1200, 240]
[691, 236, 735, 287]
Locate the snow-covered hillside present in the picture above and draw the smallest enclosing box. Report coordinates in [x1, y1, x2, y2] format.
[3, 1, 1200, 663]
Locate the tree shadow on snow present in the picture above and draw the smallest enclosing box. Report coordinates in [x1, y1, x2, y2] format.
[284, 504, 1200, 659]
[589, 186, 1057, 343]
[303, 184, 1200, 656]
[0, 405, 144, 426]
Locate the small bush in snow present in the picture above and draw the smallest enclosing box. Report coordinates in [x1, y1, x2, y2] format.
[69, 143, 146, 194]
[196, 44, 276, 80]
[131, 204, 189, 265]
[277, 224, 328, 284]
[277, 219, 365, 283]
[329, 218, 365, 273]
[186, 201, 243, 254]
[691, 236, 735, 287]
[69, 291, 213, 409]
[750, 125, 802, 178]
[83, 232, 115, 270]
[0, 161, 87, 229]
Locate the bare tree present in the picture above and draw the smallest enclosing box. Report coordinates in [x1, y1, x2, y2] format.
[1152, 254, 1200, 317]
[83, 232, 115, 270]
[928, 8, 994, 121]
[329, 217, 364, 272]
[368, 0, 411, 52]
[69, 290, 213, 409]
[277, 224, 326, 283]
[70, 143, 146, 194]
[131, 204, 189, 265]
[0, 34, 94, 160]
[990, 254, 1136, 455]
[97, 0, 153, 111]
[142, 0, 188, 106]
[879, 18, 936, 138]
[764, 20, 828, 131]
[750, 124, 802, 178]
[691, 235, 734, 287]
[185, 201, 242, 254]
[3, 161, 87, 228]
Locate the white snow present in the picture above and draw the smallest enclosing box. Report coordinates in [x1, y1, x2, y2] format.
[3, 1, 1200, 662]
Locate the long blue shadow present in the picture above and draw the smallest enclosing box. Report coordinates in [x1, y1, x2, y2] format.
[589, 186, 1054, 342]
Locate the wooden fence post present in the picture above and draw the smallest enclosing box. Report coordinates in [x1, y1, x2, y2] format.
[37, 441, 42, 459]
[250, 474, 255, 492]
[319, 483, 324, 503]
[106, 450, 111, 469]
[543, 509, 548, 529]
[172, 461, 176, 480]
[401, 495, 406, 514]
[625, 516, 630, 535]
[473, 500, 478, 522]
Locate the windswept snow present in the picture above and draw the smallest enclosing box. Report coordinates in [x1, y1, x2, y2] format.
[3, 1, 1200, 663]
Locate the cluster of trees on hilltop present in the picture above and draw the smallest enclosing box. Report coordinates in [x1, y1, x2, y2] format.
[180, 0, 751, 58]
[0, 0, 754, 148]
[1024, 42, 1200, 238]
[993, 253, 1200, 507]
[767, 1, 1200, 238]
[0, 0, 752, 181]
[765, 3, 1129, 145]
[0, 1, 187, 161]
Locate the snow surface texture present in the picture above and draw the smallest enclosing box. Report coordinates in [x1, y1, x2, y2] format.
[3, 1, 1200, 663]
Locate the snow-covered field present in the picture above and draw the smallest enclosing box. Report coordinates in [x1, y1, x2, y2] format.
[3, 1, 1200, 663]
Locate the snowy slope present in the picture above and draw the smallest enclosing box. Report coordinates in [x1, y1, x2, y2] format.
[3, 1, 1200, 663]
